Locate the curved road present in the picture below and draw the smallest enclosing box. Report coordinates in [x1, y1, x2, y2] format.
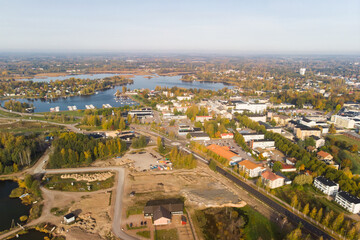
[38, 167, 138, 240]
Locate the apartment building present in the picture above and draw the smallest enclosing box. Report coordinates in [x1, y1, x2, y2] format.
[313, 176, 339, 196]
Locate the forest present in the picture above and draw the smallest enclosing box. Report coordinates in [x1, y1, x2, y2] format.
[48, 132, 127, 168]
[0, 133, 47, 174]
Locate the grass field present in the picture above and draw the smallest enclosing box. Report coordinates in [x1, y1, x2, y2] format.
[328, 134, 360, 174]
[0, 121, 64, 134]
[240, 205, 283, 240]
[328, 134, 360, 148]
[274, 184, 344, 214]
[0, 109, 21, 118]
[136, 230, 150, 239]
[154, 229, 179, 240]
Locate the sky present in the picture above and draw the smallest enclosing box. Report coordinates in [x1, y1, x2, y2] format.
[0, 0, 359, 54]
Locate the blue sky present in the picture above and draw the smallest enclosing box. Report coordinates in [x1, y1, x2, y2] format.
[0, 0, 359, 54]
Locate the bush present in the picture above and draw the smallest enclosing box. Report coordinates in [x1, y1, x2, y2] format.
[293, 175, 313, 185]
[19, 215, 28, 222]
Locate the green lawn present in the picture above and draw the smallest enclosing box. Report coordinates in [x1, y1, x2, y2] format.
[126, 206, 144, 218]
[0, 121, 64, 134]
[240, 205, 283, 240]
[327, 135, 360, 174]
[0, 109, 21, 117]
[154, 229, 179, 240]
[136, 230, 150, 238]
[328, 134, 360, 149]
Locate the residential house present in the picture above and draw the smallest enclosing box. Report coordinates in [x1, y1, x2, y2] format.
[261, 170, 285, 189]
[144, 199, 184, 225]
[313, 176, 339, 196]
[238, 160, 265, 178]
[317, 151, 333, 161]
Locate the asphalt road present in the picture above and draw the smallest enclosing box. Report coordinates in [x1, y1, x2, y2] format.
[215, 167, 334, 240]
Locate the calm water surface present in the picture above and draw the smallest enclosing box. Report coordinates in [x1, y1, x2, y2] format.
[0, 181, 31, 232]
[4, 74, 232, 112]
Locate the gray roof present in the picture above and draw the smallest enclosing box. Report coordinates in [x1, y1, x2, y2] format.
[153, 206, 171, 221]
[315, 176, 337, 187]
[337, 191, 360, 204]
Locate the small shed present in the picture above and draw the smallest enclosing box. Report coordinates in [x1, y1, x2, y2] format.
[64, 213, 75, 224]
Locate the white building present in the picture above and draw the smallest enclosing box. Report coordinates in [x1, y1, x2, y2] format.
[248, 115, 267, 122]
[195, 116, 212, 123]
[300, 68, 306, 75]
[64, 213, 76, 224]
[261, 171, 285, 189]
[238, 160, 265, 178]
[156, 104, 170, 111]
[241, 133, 265, 142]
[250, 140, 275, 149]
[177, 95, 193, 101]
[313, 176, 339, 196]
[331, 115, 355, 129]
[189, 132, 210, 141]
[232, 101, 267, 114]
[335, 191, 360, 214]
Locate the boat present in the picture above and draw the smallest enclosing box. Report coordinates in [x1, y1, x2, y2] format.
[55, 106, 60, 112]
[50, 107, 55, 112]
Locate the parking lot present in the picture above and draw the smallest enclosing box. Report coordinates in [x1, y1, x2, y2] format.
[124, 149, 172, 171]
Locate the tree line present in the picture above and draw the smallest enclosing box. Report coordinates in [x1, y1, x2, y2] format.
[0, 133, 47, 174]
[48, 132, 127, 168]
[169, 147, 197, 169]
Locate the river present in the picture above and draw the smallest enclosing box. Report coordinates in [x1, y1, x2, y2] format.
[4, 74, 232, 112]
[0, 181, 31, 232]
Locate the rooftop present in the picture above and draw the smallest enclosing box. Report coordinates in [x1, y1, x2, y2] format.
[337, 191, 360, 204]
[261, 170, 284, 181]
[315, 176, 338, 187]
[207, 144, 238, 161]
[317, 151, 332, 158]
[238, 159, 263, 170]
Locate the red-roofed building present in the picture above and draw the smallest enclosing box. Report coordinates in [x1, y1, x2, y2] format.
[317, 151, 333, 161]
[207, 144, 242, 165]
[238, 160, 265, 177]
[261, 171, 285, 189]
[280, 163, 297, 172]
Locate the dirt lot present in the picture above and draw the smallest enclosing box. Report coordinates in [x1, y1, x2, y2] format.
[124, 170, 244, 209]
[42, 187, 114, 239]
[121, 166, 246, 239]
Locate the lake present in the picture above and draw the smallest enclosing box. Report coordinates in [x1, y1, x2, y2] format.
[5, 74, 232, 112]
[7, 229, 50, 240]
[0, 181, 31, 232]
